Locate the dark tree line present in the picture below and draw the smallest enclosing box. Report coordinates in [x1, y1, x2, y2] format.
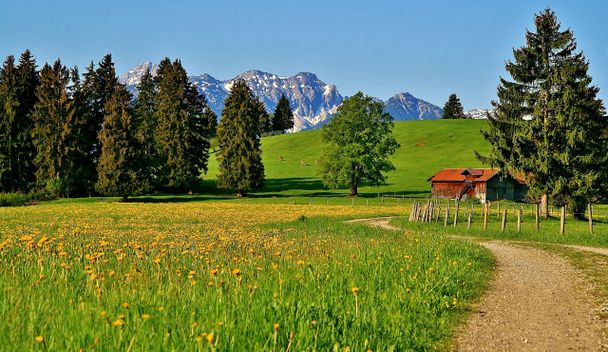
[0, 51, 282, 199]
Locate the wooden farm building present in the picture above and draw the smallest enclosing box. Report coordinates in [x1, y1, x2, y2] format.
[428, 168, 527, 203]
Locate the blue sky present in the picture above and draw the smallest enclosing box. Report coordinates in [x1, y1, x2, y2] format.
[1, 0, 607, 109]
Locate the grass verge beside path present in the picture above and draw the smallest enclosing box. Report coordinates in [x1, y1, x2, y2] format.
[390, 215, 608, 248]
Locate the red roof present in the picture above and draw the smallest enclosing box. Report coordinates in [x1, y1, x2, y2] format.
[428, 168, 499, 182]
[429, 168, 526, 184]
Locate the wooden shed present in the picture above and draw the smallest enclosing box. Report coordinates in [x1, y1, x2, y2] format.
[428, 168, 527, 203]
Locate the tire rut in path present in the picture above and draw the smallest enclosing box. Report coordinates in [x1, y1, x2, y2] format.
[348, 217, 608, 352]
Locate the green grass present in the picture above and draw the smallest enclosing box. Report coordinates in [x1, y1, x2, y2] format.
[0, 201, 493, 351]
[205, 119, 489, 197]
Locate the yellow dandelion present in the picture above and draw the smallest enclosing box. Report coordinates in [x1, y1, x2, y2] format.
[35, 336, 44, 343]
[142, 314, 151, 320]
[206, 332, 214, 344]
[231, 268, 241, 276]
[273, 323, 280, 332]
[351, 287, 360, 295]
[112, 319, 124, 327]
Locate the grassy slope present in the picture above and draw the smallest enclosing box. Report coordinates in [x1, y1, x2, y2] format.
[206, 119, 490, 197]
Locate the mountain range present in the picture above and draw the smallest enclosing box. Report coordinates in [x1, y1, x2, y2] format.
[119, 62, 467, 131]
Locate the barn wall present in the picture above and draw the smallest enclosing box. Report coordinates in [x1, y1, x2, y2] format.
[432, 182, 476, 199]
[485, 175, 527, 201]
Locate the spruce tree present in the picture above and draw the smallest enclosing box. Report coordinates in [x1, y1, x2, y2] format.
[133, 68, 158, 190]
[92, 54, 119, 162]
[319, 92, 399, 196]
[272, 94, 294, 133]
[154, 58, 212, 191]
[477, 9, 608, 217]
[31, 60, 75, 195]
[96, 85, 143, 200]
[13, 50, 39, 192]
[67, 67, 98, 195]
[0, 55, 19, 192]
[217, 79, 265, 197]
[442, 94, 466, 119]
[256, 98, 272, 134]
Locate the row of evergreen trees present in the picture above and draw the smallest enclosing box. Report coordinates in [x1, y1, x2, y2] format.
[0, 52, 294, 198]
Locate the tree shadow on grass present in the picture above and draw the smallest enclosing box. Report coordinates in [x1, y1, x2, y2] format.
[129, 177, 429, 203]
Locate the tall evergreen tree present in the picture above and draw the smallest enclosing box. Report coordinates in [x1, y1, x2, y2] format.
[319, 92, 400, 196]
[271, 94, 294, 133]
[217, 79, 265, 197]
[133, 68, 158, 190]
[13, 50, 39, 191]
[31, 60, 76, 195]
[0, 55, 19, 192]
[442, 94, 466, 119]
[92, 54, 119, 162]
[154, 58, 213, 191]
[67, 67, 97, 195]
[477, 9, 608, 217]
[96, 85, 143, 199]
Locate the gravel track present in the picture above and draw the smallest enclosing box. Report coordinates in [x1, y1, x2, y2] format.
[349, 217, 608, 351]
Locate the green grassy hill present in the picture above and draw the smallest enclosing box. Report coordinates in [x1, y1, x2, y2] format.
[206, 119, 490, 197]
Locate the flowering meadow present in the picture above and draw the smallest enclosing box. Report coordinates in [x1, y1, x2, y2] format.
[0, 201, 493, 351]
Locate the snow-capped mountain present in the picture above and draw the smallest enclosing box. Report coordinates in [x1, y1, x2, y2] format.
[121, 65, 343, 131]
[119, 62, 158, 87]
[120, 63, 443, 131]
[464, 108, 495, 119]
[383, 92, 443, 120]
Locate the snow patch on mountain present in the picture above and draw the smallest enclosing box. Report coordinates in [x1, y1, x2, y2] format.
[464, 108, 495, 119]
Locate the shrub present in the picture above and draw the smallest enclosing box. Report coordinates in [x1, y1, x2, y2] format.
[0, 193, 30, 207]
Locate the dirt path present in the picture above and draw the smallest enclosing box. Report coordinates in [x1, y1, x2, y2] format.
[344, 216, 401, 231]
[565, 245, 608, 257]
[349, 217, 608, 351]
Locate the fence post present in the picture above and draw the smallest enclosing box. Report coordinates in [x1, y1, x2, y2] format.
[497, 202, 501, 219]
[588, 203, 593, 235]
[409, 202, 415, 222]
[467, 212, 472, 230]
[501, 209, 507, 232]
[444, 206, 450, 227]
[560, 206, 566, 235]
[483, 203, 489, 230]
[453, 200, 460, 227]
[517, 208, 522, 233]
[421, 203, 428, 223]
[535, 203, 540, 231]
